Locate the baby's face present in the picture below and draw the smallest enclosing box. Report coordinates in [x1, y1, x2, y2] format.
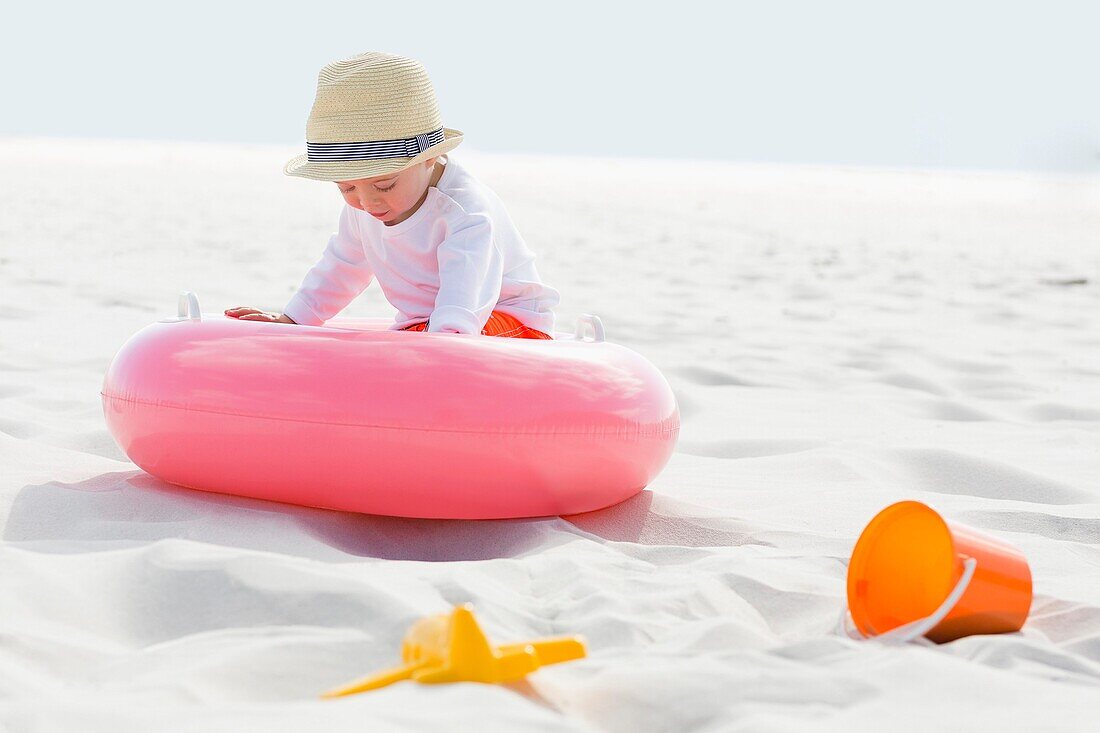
[336, 158, 438, 226]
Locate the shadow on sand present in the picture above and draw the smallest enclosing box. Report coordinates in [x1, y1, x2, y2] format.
[4, 472, 765, 563]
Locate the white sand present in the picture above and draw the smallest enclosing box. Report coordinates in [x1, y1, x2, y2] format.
[1, 137, 1098, 731]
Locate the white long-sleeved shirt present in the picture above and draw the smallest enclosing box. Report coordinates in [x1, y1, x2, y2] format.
[283, 156, 560, 336]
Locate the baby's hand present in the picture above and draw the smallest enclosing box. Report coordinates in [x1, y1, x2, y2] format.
[224, 307, 296, 324]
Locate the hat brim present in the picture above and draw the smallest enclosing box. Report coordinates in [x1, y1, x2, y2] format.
[283, 128, 464, 182]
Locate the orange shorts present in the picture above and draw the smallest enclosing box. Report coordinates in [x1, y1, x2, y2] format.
[401, 310, 553, 340]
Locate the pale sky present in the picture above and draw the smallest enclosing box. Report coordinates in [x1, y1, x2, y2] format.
[4, 0, 1098, 172]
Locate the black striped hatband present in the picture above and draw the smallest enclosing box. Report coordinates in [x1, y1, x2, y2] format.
[306, 128, 446, 162]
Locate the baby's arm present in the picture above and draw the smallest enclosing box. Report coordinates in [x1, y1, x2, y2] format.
[281, 205, 376, 326]
[430, 213, 504, 334]
[224, 307, 295, 323]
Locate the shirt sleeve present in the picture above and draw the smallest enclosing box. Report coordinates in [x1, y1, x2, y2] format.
[283, 205, 375, 326]
[428, 212, 504, 334]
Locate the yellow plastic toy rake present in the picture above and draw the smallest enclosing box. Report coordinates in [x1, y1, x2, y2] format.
[322, 604, 587, 698]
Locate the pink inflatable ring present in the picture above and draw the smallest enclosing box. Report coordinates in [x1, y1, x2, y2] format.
[101, 293, 680, 519]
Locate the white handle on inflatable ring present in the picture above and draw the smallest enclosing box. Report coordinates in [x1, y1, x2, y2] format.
[839, 556, 977, 644]
[177, 291, 201, 321]
[574, 314, 605, 343]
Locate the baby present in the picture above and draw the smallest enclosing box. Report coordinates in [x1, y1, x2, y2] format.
[227, 52, 559, 339]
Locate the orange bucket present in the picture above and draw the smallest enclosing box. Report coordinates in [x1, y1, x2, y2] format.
[846, 501, 1032, 643]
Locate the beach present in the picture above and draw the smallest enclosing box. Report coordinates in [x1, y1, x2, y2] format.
[1, 137, 1099, 731]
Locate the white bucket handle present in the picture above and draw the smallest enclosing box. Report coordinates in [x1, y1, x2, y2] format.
[177, 291, 201, 321]
[840, 556, 977, 643]
[574, 314, 605, 343]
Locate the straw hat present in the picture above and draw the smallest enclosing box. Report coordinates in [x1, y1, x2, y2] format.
[284, 52, 464, 182]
